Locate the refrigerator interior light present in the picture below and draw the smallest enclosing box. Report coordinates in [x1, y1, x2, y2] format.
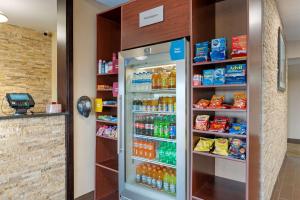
[135, 56, 148, 61]
[137, 64, 176, 70]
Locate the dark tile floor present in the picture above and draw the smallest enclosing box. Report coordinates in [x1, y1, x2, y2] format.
[271, 143, 300, 200]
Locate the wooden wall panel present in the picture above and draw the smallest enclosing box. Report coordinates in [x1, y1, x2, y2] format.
[121, 0, 190, 50]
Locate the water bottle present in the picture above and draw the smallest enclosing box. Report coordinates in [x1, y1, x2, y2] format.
[132, 73, 137, 91]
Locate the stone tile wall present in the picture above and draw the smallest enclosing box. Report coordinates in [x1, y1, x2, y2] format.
[0, 115, 65, 199]
[261, 0, 288, 199]
[0, 24, 52, 115]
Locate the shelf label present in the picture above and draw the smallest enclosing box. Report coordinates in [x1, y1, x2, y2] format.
[139, 5, 164, 27]
[170, 39, 185, 61]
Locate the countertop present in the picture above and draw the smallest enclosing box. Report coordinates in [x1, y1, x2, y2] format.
[0, 112, 68, 120]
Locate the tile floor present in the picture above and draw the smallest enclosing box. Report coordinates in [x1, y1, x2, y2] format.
[271, 143, 300, 200]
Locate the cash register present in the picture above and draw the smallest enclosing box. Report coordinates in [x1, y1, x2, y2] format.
[6, 93, 35, 115]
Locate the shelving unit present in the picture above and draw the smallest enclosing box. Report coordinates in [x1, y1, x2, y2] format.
[95, 7, 121, 200]
[190, 0, 248, 199]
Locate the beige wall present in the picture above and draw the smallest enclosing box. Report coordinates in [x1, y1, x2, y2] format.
[73, 0, 107, 197]
[52, 32, 57, 102]
[261, 0, 288, 199]
[0, 24, 52, 114]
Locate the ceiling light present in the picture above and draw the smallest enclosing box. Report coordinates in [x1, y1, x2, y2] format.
[0, 11, 8, 23]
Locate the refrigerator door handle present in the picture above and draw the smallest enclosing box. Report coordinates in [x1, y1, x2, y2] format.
[118, 94, 123, 155]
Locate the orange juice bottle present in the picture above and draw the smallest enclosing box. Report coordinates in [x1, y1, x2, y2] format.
[147, 165, 152, 185]
[136, 165, 142, 183]
[133, 140, 137, 156]
[157, 170, 163, 190]
[142, 165, 147, 184]
[148, 141, 156, 160]
[161, 70, 169, 89]
[152, 71, 158, 89]
[157, 69, 162, 89]
[172, 97, 176, 112]
[139, 140, 144, 158]
[151, 169, 158, 188]
[169, 69, 176, 88]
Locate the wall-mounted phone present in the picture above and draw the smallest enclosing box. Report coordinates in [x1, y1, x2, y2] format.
[6, 93, 35, 115]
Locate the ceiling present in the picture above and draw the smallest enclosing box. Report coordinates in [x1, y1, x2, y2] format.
[277, 0, 300, 41]
[0, 0, 57, 32]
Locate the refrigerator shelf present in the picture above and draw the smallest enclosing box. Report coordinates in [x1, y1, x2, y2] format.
[132, 156, 176, 169]
[133, 134, 176, 143]
[132, 111, 176, 115]
[128, 89, 176, 94]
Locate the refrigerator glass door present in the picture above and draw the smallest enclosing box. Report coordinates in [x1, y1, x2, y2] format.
[119, 39, 188, 200]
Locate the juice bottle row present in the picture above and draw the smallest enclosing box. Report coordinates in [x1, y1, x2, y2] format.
[133, 96, 176, 113]
[135, 115, 176, 139]
[130, 68, 176, 91]
[136, 163, 176, 195]
[133, 140, 176, 165]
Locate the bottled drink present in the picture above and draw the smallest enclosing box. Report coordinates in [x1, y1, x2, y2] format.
[169, 115, 176, 139]
[147, 165, 152, 185]
[133, 98, 137, 111]
[162, 97, 168, 112]
[158, 116, 164, 138]
[172, 97, 176, 112]
[151, 169, 157, 188]
[152, 71, 159, 89]
[157, 170, 163, 190]
[135, 116, 139, 135]
[133, 140, 138, 156]
[153, 116, 159, 137]
[163, 116, 170, 139]
[148, 141, 156, 160]
[163, 169, 170, 193]
[144, 116, 150, 136]
[140, 116, 145, 135]
[171, 143, 176, 165]
[149, 116, 154, 136]
[142, 165, 147, 184]
[168, 97, 174, 113]
[169, 69, 176, 88]
[139, 140, 144, 157]
[136, 165, 142, 183]
[144, 140, 149, 158]
[161, 70, 169, 89]
[169, 172, 176, 194]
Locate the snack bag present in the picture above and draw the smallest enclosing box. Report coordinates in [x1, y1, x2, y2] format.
[194, 99, 210, 109]
[231, 35, 247, 58]
[213, 138, 229, 156]
[229, 123, 247, 135]
[194, 137, 215, 152]
[209, 116, 230, 132]
[229, 139, 246, 160]
[195, 115, 210, 131]
[232, 93, 247, 109]
[209, 95, 225, 108]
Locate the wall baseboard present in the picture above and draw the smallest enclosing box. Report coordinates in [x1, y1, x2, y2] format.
[75, 191, 94, 200]
[287, 138, 300, 144]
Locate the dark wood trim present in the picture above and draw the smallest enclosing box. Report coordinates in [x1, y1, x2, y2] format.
[247, 0, 263, 199]
[287, 138, 300, 144]
[75, 191, 94, 200]
[57, 0, 74, 199]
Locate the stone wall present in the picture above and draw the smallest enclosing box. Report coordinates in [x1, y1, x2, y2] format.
[0, 115, 65, 199]
[261, 0, 288, 199]
[0, 24, 52, 114]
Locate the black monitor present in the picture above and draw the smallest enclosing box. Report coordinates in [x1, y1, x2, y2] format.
[6, 93, 35, 115]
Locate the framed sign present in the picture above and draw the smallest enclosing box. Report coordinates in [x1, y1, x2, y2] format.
[278, 27, 287, 92]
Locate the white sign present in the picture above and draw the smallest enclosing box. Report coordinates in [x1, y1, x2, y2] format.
[139, 5, 164, 27]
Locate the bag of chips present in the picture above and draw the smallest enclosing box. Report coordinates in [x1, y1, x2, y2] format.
[209, 116, 230, 132]
[209, 95, 225, 108]
[194, 137, 215, 152]
[229, 139, 246, 160]
[194, 99, 210, 109]
[195, 115, 210, 131]
[213, 138, 229, 156]
[229, 123, 247, 135]
[232, 93, 247, 109]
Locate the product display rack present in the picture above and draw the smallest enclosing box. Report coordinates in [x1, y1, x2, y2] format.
[190, 0, 248, 199]
[95, 7, 121, 200]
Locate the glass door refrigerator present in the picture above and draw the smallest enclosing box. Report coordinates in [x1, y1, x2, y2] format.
[118, 38, 190, 200]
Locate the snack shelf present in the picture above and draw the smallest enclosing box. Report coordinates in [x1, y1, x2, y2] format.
[128, 89, 176, 94]
[96, 158, 119, 173]
[96, 120, 118, 125]
[192, 84, 247, 89]
[132, 111, 176, 115]
[192, 108, 246, 112]
[193, 151, 246, 163]
[193, 57, 247, 66]
[133, 134, 176, 143]
[193, 129, 247, 139]
[97, 134, 118, 141]
[97, 73, 118, 76]
[132, 156, 176, 169]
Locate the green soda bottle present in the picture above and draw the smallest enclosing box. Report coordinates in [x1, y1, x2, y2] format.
[158, 116, 164, 138]
[163, 115, 170, 138]
[153, 116, 159, 137]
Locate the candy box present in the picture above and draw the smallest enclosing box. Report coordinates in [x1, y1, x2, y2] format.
[231, 35, 247, 58]
[214, 68, 225, 85]
[225, 64, 247, 84]
[229, 139, 246, 160]
[203, 69, 214, 85]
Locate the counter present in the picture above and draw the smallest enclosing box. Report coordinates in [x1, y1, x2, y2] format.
[0, 112, 67, 199]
